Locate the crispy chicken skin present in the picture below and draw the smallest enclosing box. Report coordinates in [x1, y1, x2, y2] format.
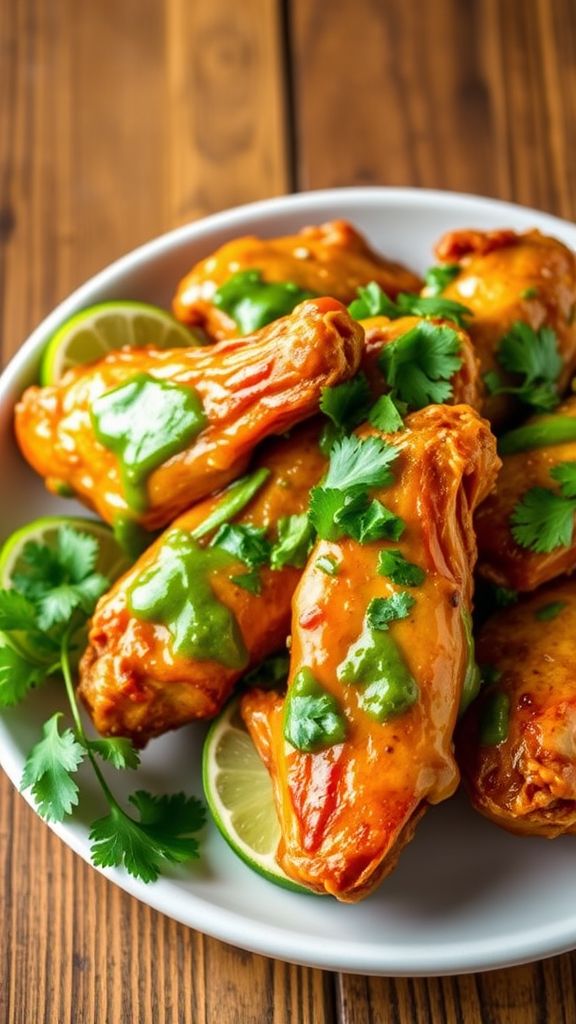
[241, 405, 500, 901]
[457, 580, 576, 837]
[78, 423, 327, 744]
[15, 298, 362, 531]
[476, 396, 576, 591]
[172, 220, 422, 341]
[360, 315, 483, 410]
[434, 229, 576, 426]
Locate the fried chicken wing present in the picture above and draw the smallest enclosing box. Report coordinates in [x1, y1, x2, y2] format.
[15, 299, 361, 532]
[173, 220, 422, 341]
[457, 580, 576, 836]
[476, 396, 576, 591]
[433, 229, 576, 427]
[78, 423, 327, 743]
[241, 405, 499, 901]
[360, 315, 482, 410]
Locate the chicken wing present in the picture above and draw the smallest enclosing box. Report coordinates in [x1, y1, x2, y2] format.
[476, 395, 576, 591]
[173, 220, 422, 341]
[78, 423, 327, 744]
[432, 229, 576, 427]
[241, 404, 499, 901]
[360, 315, 482, 410]
[457, 580, 576, 836]
[15, 298, 361, 532]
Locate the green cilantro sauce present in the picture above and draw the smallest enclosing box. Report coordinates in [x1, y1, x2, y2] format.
[213, 269, 316, 335]
[337, 624, 419, 722]
[127, 530, 248, 668]
[283, 668, 347, 752]
[91, 373, 206, 512]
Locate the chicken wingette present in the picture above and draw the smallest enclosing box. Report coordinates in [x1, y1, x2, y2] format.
[78, 423, 327, 744]
[15, 298, 362, 532]
[172, 220, 422, 341]
[457, 580, 576, 836]
[241, 404, 500, 902]
[476, 395, 576, 591]
[432, 229, 576, 427]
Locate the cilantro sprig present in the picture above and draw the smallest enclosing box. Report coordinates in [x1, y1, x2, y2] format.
[348, 281, 472, 328]
[309, 435, 404, 543]
[378, 321, 463, 409]
[510, 462, 576, 553]
[484, 322, 563, 412]
[0, 525, 205, 883]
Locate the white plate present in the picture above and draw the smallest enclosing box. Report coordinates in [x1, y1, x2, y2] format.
[1, 187, 576, 977]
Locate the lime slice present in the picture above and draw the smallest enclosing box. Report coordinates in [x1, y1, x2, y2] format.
[40, 301, 204, 384]
[0, 516, 130, 661]
[202, 697, 311, 894]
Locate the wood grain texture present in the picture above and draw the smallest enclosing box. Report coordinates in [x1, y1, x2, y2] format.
[290, 0, 576, 218]
[2, 0, 576, 1021]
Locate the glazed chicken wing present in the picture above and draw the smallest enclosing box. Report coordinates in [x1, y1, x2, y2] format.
[241, 405, 499, 901]
[172, 220, 422, 341]
[78, 423, 327, 744]
[457, 580, 576, 836]
[433, 229, 576, 427]
[476, 395, 576, 591]
[360, 315, 482, 410]
[15, 299, 361, 532]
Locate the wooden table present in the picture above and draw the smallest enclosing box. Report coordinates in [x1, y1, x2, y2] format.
[1, 1, 576, 1020]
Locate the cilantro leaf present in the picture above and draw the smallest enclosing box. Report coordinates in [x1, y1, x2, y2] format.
[378, 321, 462, 409]
[319, 374, 372, 432]
[90, 791, 206, 883]
[551, 462, 576, 498]
[366, 593, 416, 630]
[396, 294, 472, 327]
[332, 492, 405, 543]
[211, 523, 271, 568]
[348, 282, 398, 319]
[424, 264, 461, 295]
[0, 590, 38, 632]
[21, 713, 85, 822]
[510, 487, 576, 552]
[56, 525, 99, 582]
[486, 323, 563, 412]
[491, 586, 518, 608]
[230, 570, 262, 594]
[534, 600, 567, 621]
[270, 514, 315, 570]
[323, 435, 399, 491]
[88, 738, 141, 770]
[368, 395, 405, 433]
[0, 641, 44, 706]
[377, 550, 426, 586]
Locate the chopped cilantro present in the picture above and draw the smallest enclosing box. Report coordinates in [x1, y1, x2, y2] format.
[283, 668, 346, 752]
[521, 287, 539, 300]
[366, 592, 416, 630]
[348, 281, 398, 319]
[511, 461, 576, 553]
[270, 514, 315, 570]
[534, 600, 567, 621]
[368, 394, 405, 433]
[485, 322, 562, 412]
[491, 586, 519, 608]
[319, 374, 372, 433]
[378, 321, 462, 409]
[377, 549, 426, 586]
[323, 435, 400, 492]
[348, 281, 471, 326]
[315, 555, 340, 576]
[424, 264, 461, 295]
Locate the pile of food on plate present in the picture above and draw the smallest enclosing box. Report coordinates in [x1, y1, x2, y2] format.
[3, 218, 576, 898]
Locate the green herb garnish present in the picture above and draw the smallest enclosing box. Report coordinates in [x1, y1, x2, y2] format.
[270, 514, 315, 570]
[424, 264, 461, 295]
[484, 322, 562, 412]
[0, 525, 205, 882]
[283, 668, 346, 752]
[534, 600, 567, 621]
[213, 269, 316, 334]
[366, 593, 416, 630]
[348, 281, 471, 327]
[511, 462, 576, 553]
[377, 549, 426, 587]
[378, 321, 462, 409]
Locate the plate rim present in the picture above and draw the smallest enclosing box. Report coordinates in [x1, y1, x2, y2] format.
[2, 185, 576, 977]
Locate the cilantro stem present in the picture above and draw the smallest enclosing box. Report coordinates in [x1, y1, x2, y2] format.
[59, 629, 120, 810]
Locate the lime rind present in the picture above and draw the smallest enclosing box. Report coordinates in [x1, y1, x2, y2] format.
[40, 301, 203, 385]
[202, 699, 312, 894]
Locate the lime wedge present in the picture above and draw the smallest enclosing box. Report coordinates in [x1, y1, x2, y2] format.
[0, 516, 130, 661]
[202, 697, 311, 894]
[40, 301, 204, 384]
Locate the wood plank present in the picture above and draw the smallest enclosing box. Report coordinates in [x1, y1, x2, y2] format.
[290, 0, 576, 218]
[0, 2, 332, 1023]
